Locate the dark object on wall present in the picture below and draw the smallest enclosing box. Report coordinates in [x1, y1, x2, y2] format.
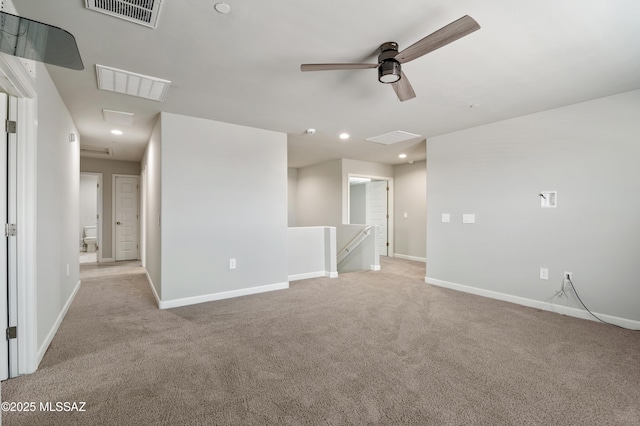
[0, 11, 83, 70]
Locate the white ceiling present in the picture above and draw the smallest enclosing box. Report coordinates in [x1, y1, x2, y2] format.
[13, 0, 640, 168]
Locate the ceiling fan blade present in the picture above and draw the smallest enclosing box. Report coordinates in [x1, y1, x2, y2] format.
[395, 15, 480, 64]
[391, 71, 416, 102]
[300, 63, 378, 72]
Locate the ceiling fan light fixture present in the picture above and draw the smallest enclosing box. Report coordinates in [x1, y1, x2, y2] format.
[378, 60, 401, 84]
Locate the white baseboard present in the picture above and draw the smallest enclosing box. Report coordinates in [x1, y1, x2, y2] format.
[371, 265, 381, 271]
[37, 280, 82, 365]
[159, 281, 289, 310]
[425, 277, 640, 330]
[145, 270, 161, 308]
[394, 254, 426, 263]
[289, 271, 338, 281]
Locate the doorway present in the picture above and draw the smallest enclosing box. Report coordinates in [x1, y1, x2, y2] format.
[348, 175, 393, 256]
[79, 173, 103, 264]
[113, 174, 140, 261]
[1, 91, 18, 380]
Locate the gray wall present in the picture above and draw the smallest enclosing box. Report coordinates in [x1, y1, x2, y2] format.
[80, 157, 141, 259]
[426, 89, 640, 323]
[141, 118, 162, 298]
[160, 112, 288, 302]
[34, 62, 80, 352]
[394, 161, 426, 260]
[288, 167, 298, 226]
[349, 183, 367, 224]
[296, 159, 342, 226]
[79, 174, 98, 248]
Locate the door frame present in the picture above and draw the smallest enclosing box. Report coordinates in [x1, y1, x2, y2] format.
[112, 174, 140, 261]
[0, 53, 39, 376]
[346, 173, 394, 257]
[80, 172, 104, 262]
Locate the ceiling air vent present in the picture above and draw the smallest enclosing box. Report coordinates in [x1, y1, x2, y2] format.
[81, 146, 113, 157]
[85, 0, 164, 29]
[366, 130, 422, 145]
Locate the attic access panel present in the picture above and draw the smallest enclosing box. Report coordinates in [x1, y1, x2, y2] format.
[0, 11, 84, 70]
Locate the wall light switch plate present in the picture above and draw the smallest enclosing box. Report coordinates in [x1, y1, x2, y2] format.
[540, 191, 557, 208]
[442, 213, 450, 223]
[463, 214, 476, 224]
[229, 258, 236, 270]
[540, 267, 549, 280]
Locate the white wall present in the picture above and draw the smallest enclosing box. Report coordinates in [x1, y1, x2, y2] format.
[394, 161, 426, 261]
[296, 159, 342, 226]
[426, 90, 640, 326]
[79, 174, 98, 248]
[34, 62, 81, 356]
[141, 117, 162, 299]
[159, 112, 288, 305]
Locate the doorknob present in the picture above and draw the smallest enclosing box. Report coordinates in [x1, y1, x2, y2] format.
[116, 221, 121, 225]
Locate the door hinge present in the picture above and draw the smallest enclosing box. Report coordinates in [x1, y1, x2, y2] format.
[97, 183, 100, 188]
[6, 326, 17, 340]
[6, 120, 16, 134]
[386, 214, 389, 219]
[386, 187, 389, 191]
[5, 223, 17, 237]
[386, 242, 389, 247]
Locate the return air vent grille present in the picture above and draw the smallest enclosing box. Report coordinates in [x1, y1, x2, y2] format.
[81, 146, 113, 157]
[85, 0, 163, 29]
[366, 130, 422, 145]
[96, 64, 171, 102]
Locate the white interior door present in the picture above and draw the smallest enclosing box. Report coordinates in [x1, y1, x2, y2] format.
[366, 180, 388, 256]
[114, 175, 139, 261]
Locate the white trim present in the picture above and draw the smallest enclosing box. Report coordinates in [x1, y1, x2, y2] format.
[289, 271, 337, 281]
[159, 282, 289, 310]
[371, 264, 381, 271]
[80, 172, 104, 262]
[0, 54, 36, 99]
[145, 269, 161, 308]
[17, 97, 38, 374]
[425, 277, 640, 330]
[346, 173, 394, 257]
[36, 280, 82, 365]
[394, 253, 426, 263]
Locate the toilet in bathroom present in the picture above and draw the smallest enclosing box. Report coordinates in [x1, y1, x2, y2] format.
[83, 225, 97, 253]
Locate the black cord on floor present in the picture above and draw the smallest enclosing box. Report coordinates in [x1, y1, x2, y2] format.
[565, 277, 638, 331]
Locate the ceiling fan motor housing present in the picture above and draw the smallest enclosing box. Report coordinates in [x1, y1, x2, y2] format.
[378, 42, 401, 83]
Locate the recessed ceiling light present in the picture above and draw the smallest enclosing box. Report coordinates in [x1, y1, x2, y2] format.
[399, 153, 407, 159]
[306, 128, 316, 135]
[111, 129, 123, 135]
[339, 133, 350, 140]
[214, 2, 231, 14]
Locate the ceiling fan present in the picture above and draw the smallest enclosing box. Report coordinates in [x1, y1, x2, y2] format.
[300, 15, 480, 102]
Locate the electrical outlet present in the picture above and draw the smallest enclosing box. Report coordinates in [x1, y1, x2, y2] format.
[229, 258, 236, 270]
[563, 271, 572, 292]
